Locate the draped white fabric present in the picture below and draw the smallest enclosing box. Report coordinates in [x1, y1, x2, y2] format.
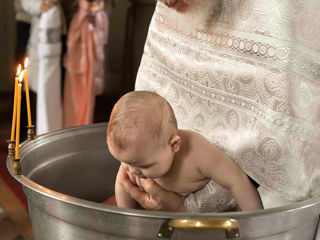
[37, 6, 63, 134]
[136, 0, 320, 210]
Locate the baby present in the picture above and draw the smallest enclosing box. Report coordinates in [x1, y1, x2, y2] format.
[107, 91, 263, 212]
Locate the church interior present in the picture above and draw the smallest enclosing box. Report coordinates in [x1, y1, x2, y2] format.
[0, 1, 155, 239]
[1, 0, 320, 239]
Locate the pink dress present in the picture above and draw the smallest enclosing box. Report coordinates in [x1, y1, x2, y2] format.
[63, 0, 108, 128]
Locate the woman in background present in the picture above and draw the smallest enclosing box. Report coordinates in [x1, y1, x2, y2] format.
[63, 0, 109, 128]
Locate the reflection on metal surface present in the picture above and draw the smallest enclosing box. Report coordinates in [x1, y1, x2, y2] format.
[158, 218, 240, 239]
[7, 140, 15, 157]
[13, 158, 21, 175]
[169, 218, 239, 230]
[27, 125, 35, 141]
[157, 221, 175, 239]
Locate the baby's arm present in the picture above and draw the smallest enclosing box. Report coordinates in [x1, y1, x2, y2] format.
[196, 135, 263, 211]
[115, 165, 136, 209]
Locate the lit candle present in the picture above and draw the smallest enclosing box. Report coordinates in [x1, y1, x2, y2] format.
[23, 58, 32, 127]
[10, 64, 22, 141]
[15, 73, 23, 159]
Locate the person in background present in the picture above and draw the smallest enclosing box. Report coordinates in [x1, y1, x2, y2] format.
[14, 0, 32, 141]
[20, 0, 57, 93]
[63, 0, 109, 128]
[20, 0, 70, 135]
[14, 0, 31, 64]
[15, 0, 57, 139]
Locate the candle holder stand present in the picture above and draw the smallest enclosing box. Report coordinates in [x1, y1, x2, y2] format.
[27, 125, 35, 140]
[13, 158, 21, 175]
[7, 140, 15, 157]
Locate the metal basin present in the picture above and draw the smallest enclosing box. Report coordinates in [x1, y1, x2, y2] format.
[7, 123, 320, 240]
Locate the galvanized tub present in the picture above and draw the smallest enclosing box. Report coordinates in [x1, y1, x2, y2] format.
[7, 123, 320, 240]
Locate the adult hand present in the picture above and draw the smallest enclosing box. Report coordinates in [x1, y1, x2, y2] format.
[159, 0, 189, 12]
[40, 0, 56, 13]
[119, 169, 186, 212]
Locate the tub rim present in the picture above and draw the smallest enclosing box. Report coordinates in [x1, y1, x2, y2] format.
[7, 123, 320, 220]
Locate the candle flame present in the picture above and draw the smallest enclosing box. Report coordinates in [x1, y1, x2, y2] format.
[19, 71, 24, 83]
[24, 57, 29, 69]
[16, 64, 22, 77]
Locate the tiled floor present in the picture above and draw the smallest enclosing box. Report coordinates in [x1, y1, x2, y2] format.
[0, 90, 118, 240]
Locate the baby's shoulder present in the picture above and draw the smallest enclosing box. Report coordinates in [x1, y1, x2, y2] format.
[183, 129, 211, 145]
[182, 129, 204, 138]
[183, 130, 220, 157]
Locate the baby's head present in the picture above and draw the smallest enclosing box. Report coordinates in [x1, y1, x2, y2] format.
[107, 91, 181, 178]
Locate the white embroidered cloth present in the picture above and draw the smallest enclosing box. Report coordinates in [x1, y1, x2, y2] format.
[136, 0, 320, 211]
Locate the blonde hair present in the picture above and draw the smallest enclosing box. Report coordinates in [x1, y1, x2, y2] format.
[107, 91, 177, 150]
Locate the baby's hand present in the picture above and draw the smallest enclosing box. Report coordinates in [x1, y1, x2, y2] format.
[159, 0, 189, 12]
[135, 176, 147, 192]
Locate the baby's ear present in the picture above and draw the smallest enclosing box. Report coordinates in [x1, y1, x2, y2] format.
[170, 135, 181, 153]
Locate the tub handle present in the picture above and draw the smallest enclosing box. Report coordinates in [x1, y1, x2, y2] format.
[157, 218, 240, 239]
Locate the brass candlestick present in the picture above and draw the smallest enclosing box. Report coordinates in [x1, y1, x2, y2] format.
[7, 140, 15, 157]
[27, 125, 35, 140]
[13, 158, 21, 175]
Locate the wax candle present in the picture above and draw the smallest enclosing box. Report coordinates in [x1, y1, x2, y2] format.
[10, 64, 22, 141]
[23, 58, 32, 127]
[15, 73, 23, 159]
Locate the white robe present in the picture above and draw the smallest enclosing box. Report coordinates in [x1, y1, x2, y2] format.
[136, 0, 320, 211]
[21, 0, 63, 135]
[21, 0, 41, 93]
[37, 6, 63, 134]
